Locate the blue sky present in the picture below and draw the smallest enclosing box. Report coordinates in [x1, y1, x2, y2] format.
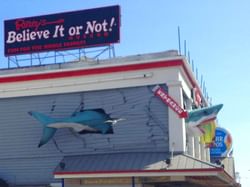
[1, 0, 250, 186]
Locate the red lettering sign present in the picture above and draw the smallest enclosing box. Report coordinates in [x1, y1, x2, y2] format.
[193, 87, 202, 107]
[152, 85, 188, 118]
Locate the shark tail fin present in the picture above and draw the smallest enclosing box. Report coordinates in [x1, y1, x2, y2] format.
[28, 111, 57, 147]
[28, 111, 56, 126]
[38, 127, 57, 147]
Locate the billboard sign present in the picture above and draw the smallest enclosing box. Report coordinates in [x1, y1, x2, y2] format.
[210, 127, 233, 158]
[4, 5, 120, 56]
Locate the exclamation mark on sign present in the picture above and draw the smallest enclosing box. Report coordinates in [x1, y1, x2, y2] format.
[109, 17, 115, 31]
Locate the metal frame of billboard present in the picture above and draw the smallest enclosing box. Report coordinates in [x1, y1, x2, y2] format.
[7, 45, 116, 68]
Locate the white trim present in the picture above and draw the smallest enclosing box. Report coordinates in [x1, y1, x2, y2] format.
[54, 171, 219, 179]
[0, 54, 182, 78]
[0, 71, 155, 98]
[0, 73, 153, 94]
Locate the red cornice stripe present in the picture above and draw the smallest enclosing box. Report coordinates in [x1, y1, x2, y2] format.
[0, 59, 183, 83]
[54, 168, 223, 176]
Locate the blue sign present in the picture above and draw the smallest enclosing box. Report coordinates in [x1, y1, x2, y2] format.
[4, 5, 120, 56]
[210, 127, 232, 158]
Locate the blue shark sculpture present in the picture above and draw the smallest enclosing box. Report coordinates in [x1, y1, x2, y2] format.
[28, 109, 123, 147]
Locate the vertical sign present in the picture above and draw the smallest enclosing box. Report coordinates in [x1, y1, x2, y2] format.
[193, 87, 202, 107]
[4, 5, 120, 56]
[152, 85, 188, 118]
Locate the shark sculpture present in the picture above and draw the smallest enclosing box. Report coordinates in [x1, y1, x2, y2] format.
[186, 104, 223, 136]
[28, 109, 123, 147]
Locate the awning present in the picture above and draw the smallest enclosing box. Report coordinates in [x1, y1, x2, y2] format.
[54, 152, 239, 186]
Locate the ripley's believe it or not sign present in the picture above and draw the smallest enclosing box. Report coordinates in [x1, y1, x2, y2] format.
[4, 5, 120, 56]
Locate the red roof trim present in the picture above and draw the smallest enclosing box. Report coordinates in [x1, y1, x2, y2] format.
[54, 168, 223, 176]
[0, 59, 184, 83]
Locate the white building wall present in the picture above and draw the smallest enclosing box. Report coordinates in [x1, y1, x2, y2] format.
[194, 137, 201, 160]
[0, 54, 196, 155]
[167, 80, 186, 153]
[187, 136, 195, 157]
[0, 68, 179, 98]
[0, 52, 221, 186]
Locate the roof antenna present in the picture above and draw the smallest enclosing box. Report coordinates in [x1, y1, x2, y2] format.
[184, 40, 187, 56]
[178, 26, 182, 55]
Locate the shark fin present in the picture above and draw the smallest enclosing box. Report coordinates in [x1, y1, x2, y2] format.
[38, 127, 57, 147]
[28, 111, 57, 147]
[28, 111, 56, 126]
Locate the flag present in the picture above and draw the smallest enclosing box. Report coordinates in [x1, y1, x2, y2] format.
[186, 104, 223, 136]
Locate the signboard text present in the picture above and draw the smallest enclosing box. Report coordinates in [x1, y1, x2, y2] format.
[4, 5, 120, 56]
